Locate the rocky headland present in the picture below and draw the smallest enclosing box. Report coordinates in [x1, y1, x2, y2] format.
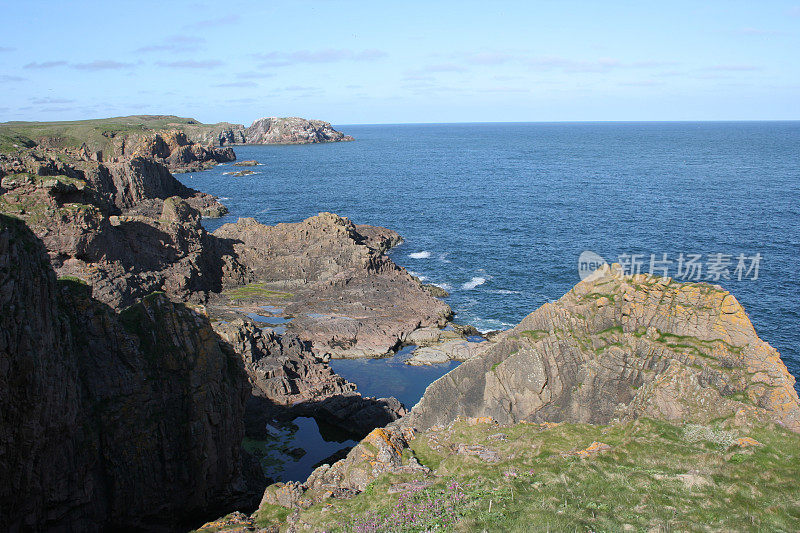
[0, 115, 354, 171]
[242, 117, 353, 145]
[227, 264, 800, 531]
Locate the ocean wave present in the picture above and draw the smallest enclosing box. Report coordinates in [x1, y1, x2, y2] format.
[470, 317, 515, 333]
[408, 251, 431, 259]
[432, 282, 452, 291]
[439, 252, 451, 263]
[218, 197, 230, 200]
[489, 289, 521, 295]
[462, 277, 487, 290]
[408, 271, 429, 282]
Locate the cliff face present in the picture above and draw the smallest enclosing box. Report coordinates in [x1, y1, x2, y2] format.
[0, 215, 257, 531]
[243, 117, 353, 145]
[0, 115, 352, 154]
[215, 320, 406, 438]
[113, 130, 236, 172]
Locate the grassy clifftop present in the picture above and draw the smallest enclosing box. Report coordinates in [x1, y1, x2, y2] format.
[0, 115, 234, 153]
[242, 417, 800, 532]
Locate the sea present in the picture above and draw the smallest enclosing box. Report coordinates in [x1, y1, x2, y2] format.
[177, 122, 800, 479]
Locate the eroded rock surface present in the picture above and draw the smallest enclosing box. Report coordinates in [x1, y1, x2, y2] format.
[214, 318, 407, 437]
[405, 265, 800, 432]
[248, 265, 800, 520]
[115, 129, 235, 172]
[211, 213, 452, 358]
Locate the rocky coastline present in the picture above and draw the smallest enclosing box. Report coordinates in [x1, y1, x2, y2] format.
[2, 116, 800, 531]
[0, 115, 354, 172]
[0, 117, 443, 531]
[224, 264, 800, 531]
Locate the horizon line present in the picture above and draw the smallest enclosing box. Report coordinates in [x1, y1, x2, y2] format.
[335, 119, 800, 127]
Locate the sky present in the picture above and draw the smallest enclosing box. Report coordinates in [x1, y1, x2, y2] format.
[1, 0, 799, 125]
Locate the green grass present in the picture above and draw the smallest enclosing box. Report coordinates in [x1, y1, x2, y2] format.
[223, 282, 293, 301]
[520, 329, 549, 342]
[57, 275, 88, 286]
[0, 115, 239, 154]
[278, 418, 800, 532]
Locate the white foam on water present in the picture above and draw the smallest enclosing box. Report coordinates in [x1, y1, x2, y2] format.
[408, 271, 429, 282]
[489, 289, 521, 295]
[439, 252, 451, 263]
[462, 277, 487, 290]
[432, 282, 452, 291]
[408, 251, 432, 259]
[469, 317, 514, 333]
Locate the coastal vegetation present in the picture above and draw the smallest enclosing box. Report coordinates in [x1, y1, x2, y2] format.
[248, 418, 800, 532]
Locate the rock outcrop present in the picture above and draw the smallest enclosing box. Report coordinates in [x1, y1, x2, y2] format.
[405, 264, 800, 432]
[244, 117, 353, 144]
[214, 319, 406, 438]
[0, 115, 352, 158]
[211, 213, 452, 358]
[0, 215, 258, 531]
[1, 150, 446, 359]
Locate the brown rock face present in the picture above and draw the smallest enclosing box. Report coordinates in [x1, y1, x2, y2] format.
[0, 215, 257, 531]
[215, 319, 407, 438]
[244, 117, 353, 144]
[117, 130, 236, 172]
[405, 265, 800, 433]
[212, 213, 452, 358]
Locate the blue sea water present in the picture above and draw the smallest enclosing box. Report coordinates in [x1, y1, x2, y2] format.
[178, 122, 800, 396]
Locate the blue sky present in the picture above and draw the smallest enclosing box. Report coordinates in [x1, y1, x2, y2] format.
[1, 0, 798, 124]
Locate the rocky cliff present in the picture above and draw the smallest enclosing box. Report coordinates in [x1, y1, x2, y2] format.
[0, 215, 257, 531]
[211, 213, 451, 358]
[241, 264, 800, 530]
[0, 115, 353, 157]
[215, 320, 406, 439]
[112, 129, 236, 172]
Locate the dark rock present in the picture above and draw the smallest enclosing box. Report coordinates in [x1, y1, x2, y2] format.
[0, 215, 259, 531]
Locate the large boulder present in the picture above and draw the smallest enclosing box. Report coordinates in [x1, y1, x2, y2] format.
[405, 265, 800, 433]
